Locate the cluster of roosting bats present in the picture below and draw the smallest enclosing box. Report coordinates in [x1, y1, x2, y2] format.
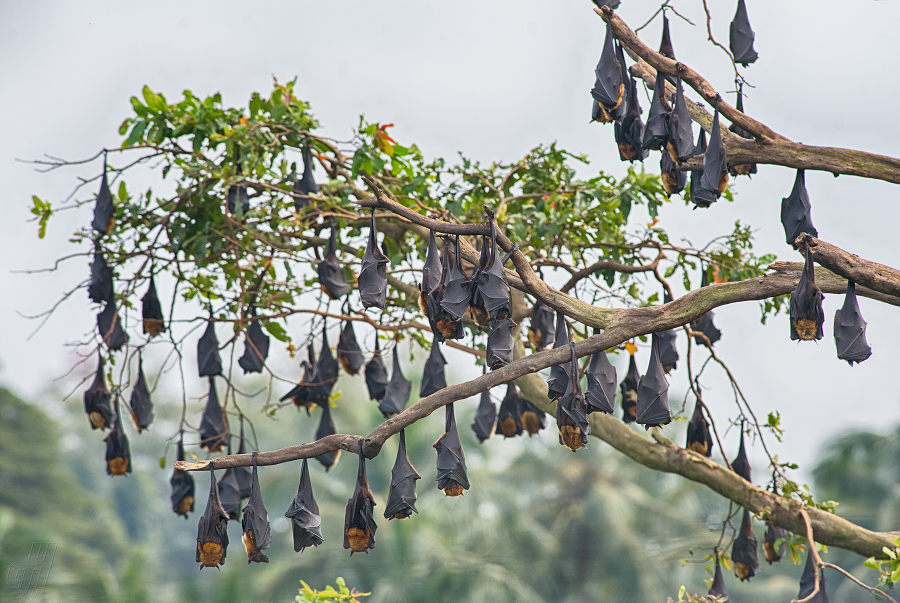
[76, 2, 866, 598]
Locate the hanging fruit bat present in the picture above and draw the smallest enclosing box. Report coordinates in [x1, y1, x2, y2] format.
[199, 377, 228, 453]
[364, 338, 389, 402]
[344, 440, 377, 554]
[497, 382, 524, 438]
[281, 344, 316, 411]
[359, 211, 389, 310]
[308, 327, 340, 405]
[666, 76, 695, 163]
[337, 321, 365, 375]
[689, 127, 707, 202]
[691, 99, 728, 208]
[708, 548, 730, 600]
[471, 389, 497, 443]
[790, 245, 824, 341]
[798, 545, 829, 602]
[691, 271, 722, 346]
[657, 293, 679, 372]
[660, 149, 686, 197]
[642, 70, 671, 151]
[487, 319, 516, 370]
[439, 235, 473, 321]
[729, 0, 758, 66]
[685, 400, 713, 457]
[315, 403, 341, 471]
[557, 342, 591, 450]
[584, 329, 616, 415]
[520, 399, 547, 436]
[834, 281, 872, 365]
[238, 313, 270, 374]
[218, 467, 242, 521]
[226, 148, 249, 215]
[384, 430, 421, 520]
[529, 298, 556, 349]
[635, 333, 672, 428]
[428, 239, 464, 341]
[234, 419, 253, 499]
[546, 312, 572, 400]
[141, 276, 165, 337]
[84, 354, 113, 430]
[613, 43, 648, 162]
[170, 439, 195, 518]
[620, 351, 639, 423]
[293, 141, 319, 211]
[732, 507, 760, 581]
[590, 21, 624, 123]
[781, 169, 818, 247]
[728, 85, 758, 176]
[97, 296, 127, 350]
[241, 452, 271, 563]
[317, 227, 351, 300]
[420, 340, 448, 398]
[434, 403, 469, 496]
[104, 400, 131, 476]
[379, 346, 412, 417]
[88, 246, 113, 304]
[659, 13, 676, 60]
[420, 230, 442, 314]
[92, 159, 115, 236]
[284, 458, 324, 551]
[731, 429, 752, 482]
[129, 355, 154, 432]
[196, 469, 229, 568]
[197, 319, 222, 377]
[470, 222, 511, 322]
[763, 521, 786, 564]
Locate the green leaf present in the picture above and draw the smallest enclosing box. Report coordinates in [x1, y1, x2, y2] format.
[142, 85, 166, 112]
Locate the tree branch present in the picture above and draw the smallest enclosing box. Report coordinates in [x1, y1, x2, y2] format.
[797, 233, 900, 299]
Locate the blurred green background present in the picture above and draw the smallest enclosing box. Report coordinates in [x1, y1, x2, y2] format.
[1, 362, 897, 603]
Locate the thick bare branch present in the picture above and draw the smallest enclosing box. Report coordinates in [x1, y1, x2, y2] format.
[797, 234, 900, 299]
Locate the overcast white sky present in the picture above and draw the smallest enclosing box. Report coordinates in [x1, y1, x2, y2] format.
[2, 0, 899, 481]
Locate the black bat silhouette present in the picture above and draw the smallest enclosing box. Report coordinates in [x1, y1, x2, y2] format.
[104, 399, 131, 476]
[496, 382, 524, 438]
[691, 270, 722, 346]
[237, 312, 270, 374]
[88, 245, 113, 304]
[763, 521, 786, 564]
[834, 281, 872, 365]
[613, 42, 647, 162]
[293, 141, 319, 211]
[97, 295, 127, 350]
[308, 327, 340, 405]
[384, 429, 421, 520]
[584, 329, 616, 415]
[234, 419, 253, 499]
[590, 20, 623, 123]
[314, 402, 341, 471]
[666, 75, 695, 162]
[732, 507, 760, 581]
[128, 355, 154, 432]
[620, 352, 639, 423]
[798, 545, 829, 601]
[92, 158, 115, 236]
[364, 337, 389, 402]
[420, 340, 448, 398]
[781, 169, 818, 247]
[420, 230, 442, 314]
[728, 85, 758, 176]
[317, 227, 351, 300]
[337, 321, 365, 375]
[199, 377, 228, 453]
[196, 469, 229, 568]
[685, 399, 713, 458]
[529, 298, 556, 349]
[659, 13, 676, 60]
[84, 354, 113, 430]
[434, 402, 469, 496]
[790, 244, 824, 341]
[284, 458, 324, 552]
[547, 312, 572, 399]
[379, 345, 412, 417]
[661, 149, 687, 197]
[170, 438, 195, 518]
[731, 428, 751, 482]
[520, 399, 548, 436]
[708, 548, 730, 599]
[556, 342, 591, 450]
[642, 70, 671, 151]
[729, 0, 758, 66]
[241, 452, 271, 563]
[280, 344, 316, 411]
[141, 276, 165, 337]
[359, 211, 389, 310]
[471, 389, 497, 443]
[486, 318, 516, 370]
[197, 319, 223, 377]
[691, 98, 728, 207]
[439, 235, 472, 321]
[635, 333, 672, 428]
[344, 439, 377, 554]
[217, 467, 241, 521]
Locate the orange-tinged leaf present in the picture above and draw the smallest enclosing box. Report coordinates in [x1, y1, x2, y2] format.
[625, 342, 638, 355]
